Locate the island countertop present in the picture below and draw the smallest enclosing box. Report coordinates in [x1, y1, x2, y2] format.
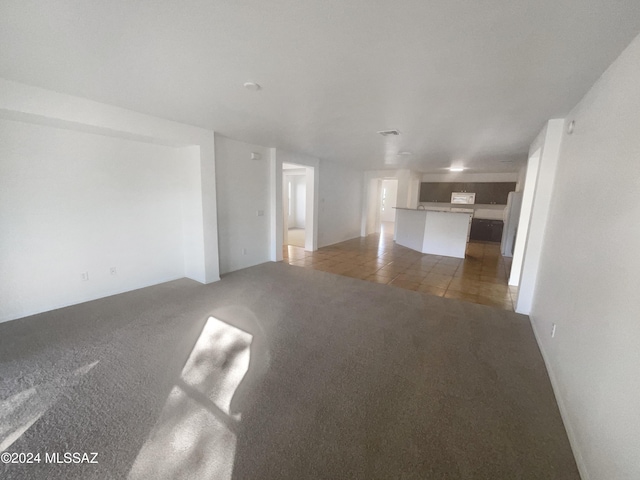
[394, 208, 472, 258]
[394, 206, 474, 214]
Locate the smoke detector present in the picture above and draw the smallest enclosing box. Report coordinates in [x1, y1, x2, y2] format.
[377, 129, 400, 136]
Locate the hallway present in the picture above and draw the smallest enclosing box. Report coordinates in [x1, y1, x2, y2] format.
[283, 224, 517, 311]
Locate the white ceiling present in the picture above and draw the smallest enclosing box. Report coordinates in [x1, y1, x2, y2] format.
[2, 0, 640, 173]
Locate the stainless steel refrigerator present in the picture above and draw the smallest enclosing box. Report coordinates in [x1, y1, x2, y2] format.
[500, 191, 523, 257]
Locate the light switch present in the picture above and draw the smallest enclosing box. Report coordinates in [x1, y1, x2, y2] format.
[257, 210, 264, 216]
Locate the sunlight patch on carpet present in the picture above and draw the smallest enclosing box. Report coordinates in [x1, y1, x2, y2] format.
[128, 316, 252, 480]
[0, 360, 100, 452]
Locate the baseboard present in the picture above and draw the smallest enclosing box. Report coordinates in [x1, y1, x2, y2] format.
[0, 275, 186, 324]
[528, 316, 590, 480]
[318, 233, 362, 249]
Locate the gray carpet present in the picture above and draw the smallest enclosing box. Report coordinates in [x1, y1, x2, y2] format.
[0, 262, 580, 479]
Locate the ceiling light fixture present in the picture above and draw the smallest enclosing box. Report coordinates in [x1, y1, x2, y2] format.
[243, 82, 261, 91]
[449, 167, 464, 172]
[398, 151, 412, 156]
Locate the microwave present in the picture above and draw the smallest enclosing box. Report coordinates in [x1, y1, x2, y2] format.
[451, 192, 476, 204]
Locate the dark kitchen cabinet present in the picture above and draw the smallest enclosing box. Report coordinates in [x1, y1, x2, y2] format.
[490, 220, 504, 242]
[470, 219, 504, 243]
[470, 219, 490, 241]
[450, 182, 466, 194]
[474, 182, 516, 204]
[472, 183, 489, 203]
[419, 183, 452, 202]
[419, 182, 516, 205]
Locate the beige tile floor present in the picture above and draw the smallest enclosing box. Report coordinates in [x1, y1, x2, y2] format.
[283, 223, 518, 311]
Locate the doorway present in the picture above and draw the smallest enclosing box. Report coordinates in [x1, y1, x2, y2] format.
[362, 177, 398, 237]
[283, 163, 307, 248]
[379, 178, 398, 237]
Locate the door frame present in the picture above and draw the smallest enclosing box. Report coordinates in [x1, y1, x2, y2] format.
[270, 150, 318, 260]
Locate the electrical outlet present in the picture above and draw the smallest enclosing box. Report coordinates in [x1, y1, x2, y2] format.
[256, 210, 264, 217]
[551, 323, 556, 338]
[242, 248, 247, 255]
[110, 267, 117, 275]
[81, 272, 89, 282]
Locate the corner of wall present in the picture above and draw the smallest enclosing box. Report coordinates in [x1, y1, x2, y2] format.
[526, 314, 592, 480]
[0, 79, 221, 320]
[269, 148, 283, 261]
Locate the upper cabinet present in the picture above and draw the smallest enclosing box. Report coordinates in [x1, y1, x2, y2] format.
[475, 182, 516, 204]
[419, 182, 452, 202]
[419, 182, 516, 205]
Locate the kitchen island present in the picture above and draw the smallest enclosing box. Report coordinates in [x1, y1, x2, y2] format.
[394, 207, 473, 258]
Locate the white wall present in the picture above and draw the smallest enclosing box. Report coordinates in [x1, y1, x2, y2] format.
[515, 163, 527, 192]
[515, 119, 563, 313]
[269, 148, 283, 261]
[215, 135, 271, 274]
[318, 160, 362, 247]
[0, 77, 220, 287]
[283, 175, 294, 228]
[509, 148, 540, 286]
[530, 34, 640, 480]
[283, 172, 307, 228]
[396, 169, 420, 208]
[361, 177, 381, 236]
[294, 176, 306, 227]
[407, 170, 422, 209]
[0, 119, 186, 322]
[180, 145, 207, 282]
[380, 179, 398, 222]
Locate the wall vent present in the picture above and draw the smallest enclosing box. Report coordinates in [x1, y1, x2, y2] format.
[377, 129, 400, 136]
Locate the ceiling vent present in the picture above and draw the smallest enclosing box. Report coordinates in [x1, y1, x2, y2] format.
[378, 129, 400, 136]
